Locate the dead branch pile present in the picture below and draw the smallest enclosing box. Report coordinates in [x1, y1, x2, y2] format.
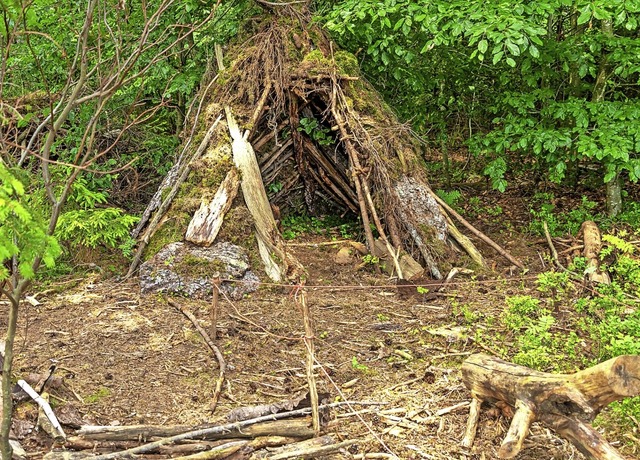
[40, 400, 374, 460]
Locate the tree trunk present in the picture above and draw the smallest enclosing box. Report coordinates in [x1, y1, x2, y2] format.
[606, 172, 622, 217]
[592, 19, 621, 217]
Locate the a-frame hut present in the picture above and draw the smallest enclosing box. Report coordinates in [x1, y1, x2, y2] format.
[128, 6, 488, 287]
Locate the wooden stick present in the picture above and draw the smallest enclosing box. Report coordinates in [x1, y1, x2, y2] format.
[246, 80, 273, 135]
[73, 418, 314, 442]
[543, 221, 564, 270]
[168, 300, 226, 413]
[461, 398, 481, 448]
[300, 290, 320, 434]
[17, 380, 65, 440]
[431, 192, 524, 269]
[47, 402, 382, 460]
[171, 440, 247, 460]
[329, 100, 376, 253]
[267, 438, 357, 460]
[211, 274, 220, 341]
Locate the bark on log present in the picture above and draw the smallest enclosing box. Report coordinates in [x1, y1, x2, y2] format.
[461, 353, 640, 459]
[171, 440, 248, 459]
[186, 169, 240, 246]
[251, 435, 356, 459]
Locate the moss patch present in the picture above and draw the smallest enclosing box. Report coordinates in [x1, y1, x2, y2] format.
[144, 215, 189, 261]
[176, 253, 227, 278]
[334, 51, 360, 77]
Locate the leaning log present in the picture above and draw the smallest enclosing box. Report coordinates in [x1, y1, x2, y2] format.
[461, 353, 640, 459]
[225, 107, 303, 282]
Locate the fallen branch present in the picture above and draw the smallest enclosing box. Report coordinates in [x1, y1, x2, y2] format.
[431, 193, 524, 269]
[73, 418, 314, 443]
[261, 436, 357, 460]
[461, 353, 640, 459]
[543, 221, 564, 270]
[172, 440, 248, 460]
[17, 380, 65, 441]
[300, 291, 320, 434]
[45, 401, 383, 460]
[168, 299, 226, 413]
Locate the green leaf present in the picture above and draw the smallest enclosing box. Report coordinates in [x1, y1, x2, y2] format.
[478, 39, 488, 54]
[577, 7, 592, 25]
[506, 57, 516, 67]
[492, 50, 504, 64]
[529, 44, 539, 58]
[506, 41, 520, 56]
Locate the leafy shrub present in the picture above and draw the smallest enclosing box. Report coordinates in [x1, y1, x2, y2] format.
[529, 194, 599, 237]
[55, 208, 139, 255]
[0, 165, 60, 280]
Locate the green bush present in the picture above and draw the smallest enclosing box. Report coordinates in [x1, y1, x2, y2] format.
[55, 208, 139, 256]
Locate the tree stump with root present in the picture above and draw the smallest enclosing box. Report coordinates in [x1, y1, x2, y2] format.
[460, 353, 640, 459]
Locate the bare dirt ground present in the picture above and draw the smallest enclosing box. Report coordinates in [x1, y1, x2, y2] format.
[3, 188, 638, 460]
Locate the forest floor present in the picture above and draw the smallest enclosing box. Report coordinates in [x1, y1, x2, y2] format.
[4, 183, 639, 460]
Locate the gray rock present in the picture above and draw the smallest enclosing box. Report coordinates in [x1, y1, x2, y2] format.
[139, 242, 259, 300]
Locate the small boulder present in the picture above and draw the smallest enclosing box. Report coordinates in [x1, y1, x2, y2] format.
[334, 246, 354, 265]
[139, 241, 259, 300]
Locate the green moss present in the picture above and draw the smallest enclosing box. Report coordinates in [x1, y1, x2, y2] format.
[303, 49, 329, 64]
[334, 51, 360, 77]
[85, 387, 111, 404]
[217, 205, 254, 247]
[301, 49, 334, 75]
[177, 253, 226, 278]
[144, 215, 189, 260]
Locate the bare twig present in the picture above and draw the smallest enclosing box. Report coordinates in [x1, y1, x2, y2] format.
[168, 299, 226, 413]
[299, 290, 320, 434]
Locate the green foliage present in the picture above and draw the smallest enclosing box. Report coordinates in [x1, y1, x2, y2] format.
[351, 356, 370, 373]
[529, 193, 599, 236]
[320, 0, 640, 208]
[55, 208, 139, 254]
[362, 254, 382, 267]
[499, 231, 640, 423]
[435, 189, 462, 210]
[298, 117, 334, 146]
[502, 295, 542, 331]
[0, 164, 60, 281]
[281, 214, 358, 240]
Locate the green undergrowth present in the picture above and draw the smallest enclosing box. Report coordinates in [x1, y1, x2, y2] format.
[280, 214, 360, 241]
[469, 230, 640, 443]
